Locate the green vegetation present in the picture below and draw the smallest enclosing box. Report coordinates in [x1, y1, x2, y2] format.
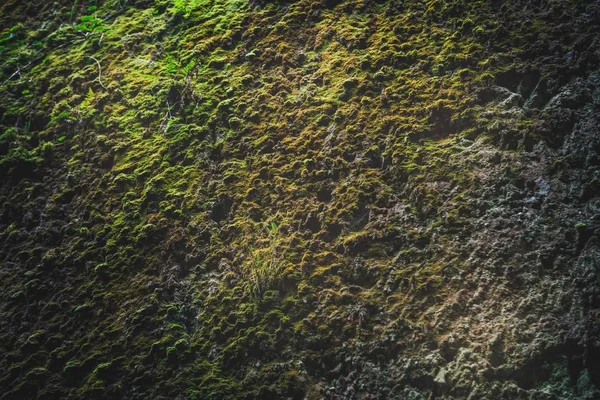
[247, 222, 286, 299]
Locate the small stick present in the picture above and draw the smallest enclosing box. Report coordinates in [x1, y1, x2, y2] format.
[0, 68, 21, 88]
[87, 55, 107, 89]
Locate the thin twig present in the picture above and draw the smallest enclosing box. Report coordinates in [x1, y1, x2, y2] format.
[166, 100, 172, 119]
[87, 55, 107, 89]
[0, 68, 21, 88]
[0, 8, 126, 89]
[0, 39, 82, 89]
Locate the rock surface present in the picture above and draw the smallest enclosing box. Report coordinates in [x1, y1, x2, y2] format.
[0, 0, 599, 398]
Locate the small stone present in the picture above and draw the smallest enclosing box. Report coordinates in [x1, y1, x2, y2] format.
[434, 368, 447, 384]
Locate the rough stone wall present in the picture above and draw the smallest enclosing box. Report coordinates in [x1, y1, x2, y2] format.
[0, 0, 599, 398]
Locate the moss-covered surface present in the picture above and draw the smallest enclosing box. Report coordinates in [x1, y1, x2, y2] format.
[1, 0, 600, 398]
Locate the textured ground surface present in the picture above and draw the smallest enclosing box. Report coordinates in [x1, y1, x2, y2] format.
[1, 0, 600, 398]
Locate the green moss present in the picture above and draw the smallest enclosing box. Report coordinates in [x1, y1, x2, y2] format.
[0, 0, 594, 397]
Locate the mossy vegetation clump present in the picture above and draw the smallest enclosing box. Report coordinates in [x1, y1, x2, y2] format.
[1, 0, 600, 398]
